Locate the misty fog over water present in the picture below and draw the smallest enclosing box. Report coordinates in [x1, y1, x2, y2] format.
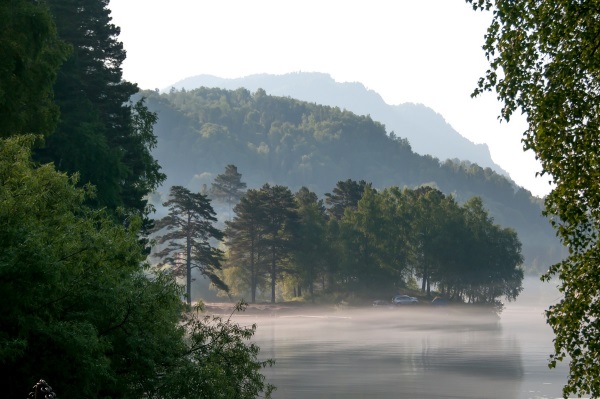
[237, 277, 569, 399]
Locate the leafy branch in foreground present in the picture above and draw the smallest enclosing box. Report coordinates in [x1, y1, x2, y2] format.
[159, 301, 275, 399]
[467, 1, 600, 397]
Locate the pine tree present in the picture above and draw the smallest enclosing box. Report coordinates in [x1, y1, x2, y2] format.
[37, 0, 164, 214]
[154, 186, 227, 305]
[260, 184, 299, 303]
[211, 164, 247, 216]
[325, 179, 369, 219]
[292, 187, 329, 300]
[225, 189, 268, 303]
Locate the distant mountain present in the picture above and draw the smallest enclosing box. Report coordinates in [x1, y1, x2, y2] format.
[168, 72, 508, 177]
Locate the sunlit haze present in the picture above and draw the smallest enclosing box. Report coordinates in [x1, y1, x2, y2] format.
[109, 0, 552, 198]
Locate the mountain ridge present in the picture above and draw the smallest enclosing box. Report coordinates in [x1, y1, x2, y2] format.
[168, 72, 508, 178]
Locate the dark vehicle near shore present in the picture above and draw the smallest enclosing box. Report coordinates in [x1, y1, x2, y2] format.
[432, 296, 449, 306]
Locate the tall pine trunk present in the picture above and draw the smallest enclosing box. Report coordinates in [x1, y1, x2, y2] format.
[186, 212, 192, 305]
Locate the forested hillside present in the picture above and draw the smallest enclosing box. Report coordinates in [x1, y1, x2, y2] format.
[141, 87, 564, 270]
[169, 72, 505, 176]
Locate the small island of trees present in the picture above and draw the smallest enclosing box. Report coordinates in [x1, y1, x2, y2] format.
[153, 168, 525, 307]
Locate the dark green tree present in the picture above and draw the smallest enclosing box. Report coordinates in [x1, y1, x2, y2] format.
[325, 179, 369, 219]
[338, 186, 391, 293]
[0, 135, 185, 398]
[210, 164, 247, 215]
[226, 184, 299, 303]
[36, 0, 164, 215]
[0, 0, 69, 137]
[225, 189, 268, 303]
[157, 303, 275, 399]
[259, 184, 300, 303]
[0, 136, 273, 399]
[154, 186, 227, 305]
[467, 1, 600, 395]
[408, 187, 457, 296]
[453, 197, 524, 304]
[291, 187, 329, 299]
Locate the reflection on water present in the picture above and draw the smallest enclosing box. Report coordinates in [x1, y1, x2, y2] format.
[230, 279, 569, 399]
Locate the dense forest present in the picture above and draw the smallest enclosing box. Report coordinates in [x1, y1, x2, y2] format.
[141, 87, 564, 271]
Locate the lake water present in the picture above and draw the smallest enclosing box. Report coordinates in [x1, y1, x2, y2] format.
[238, 278, 572, 399]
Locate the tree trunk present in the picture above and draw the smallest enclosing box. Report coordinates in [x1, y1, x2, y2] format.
[270, 247, 276, 303]
[421, 261, 428, 293]
[250, 256, 256, 304]
[186, 213, 192, 306]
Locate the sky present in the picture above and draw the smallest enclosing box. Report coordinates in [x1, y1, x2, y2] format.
[109, 0, 552, 198]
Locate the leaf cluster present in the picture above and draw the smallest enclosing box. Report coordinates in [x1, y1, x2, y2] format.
[0, 137, 274, 399]
[467, 1, 600, 396]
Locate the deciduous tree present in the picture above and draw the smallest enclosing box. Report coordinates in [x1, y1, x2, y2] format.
[0, 135, 183, 398]
[0, 136, 272, 399]
[0, 0, 69, 137]
[467, 1, 600, 396]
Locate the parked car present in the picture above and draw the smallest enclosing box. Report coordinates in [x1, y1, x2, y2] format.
[392, 295, 418, 305]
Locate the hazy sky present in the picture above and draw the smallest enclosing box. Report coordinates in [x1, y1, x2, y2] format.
[109, 0, 552, 198]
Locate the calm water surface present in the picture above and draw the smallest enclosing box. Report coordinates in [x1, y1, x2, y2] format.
[239, 280, 570, 399]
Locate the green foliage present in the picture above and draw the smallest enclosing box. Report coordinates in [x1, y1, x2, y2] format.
[0, 136, 183, 398]
[467, 1, 600, 396]
[225, 184, 299, 303]
[210, 164, 247, 214]
[259, 184, 300, 303]
[159, 302, 275, 399]
[153, 185, 228, 304]
[225, 189, 269, 303]
[405, 187, 459, 295]
[292, 187, 329, 300]
[223, 176, 523, 305]
[0, 0, 70, 137]
[334, 186, 523, 301]
[34, 0, 164, 216]
[325, 179, 369, 220]
[0, 136, 273, 398]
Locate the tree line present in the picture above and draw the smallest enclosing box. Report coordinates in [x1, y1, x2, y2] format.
[153, 166, 524, 306]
